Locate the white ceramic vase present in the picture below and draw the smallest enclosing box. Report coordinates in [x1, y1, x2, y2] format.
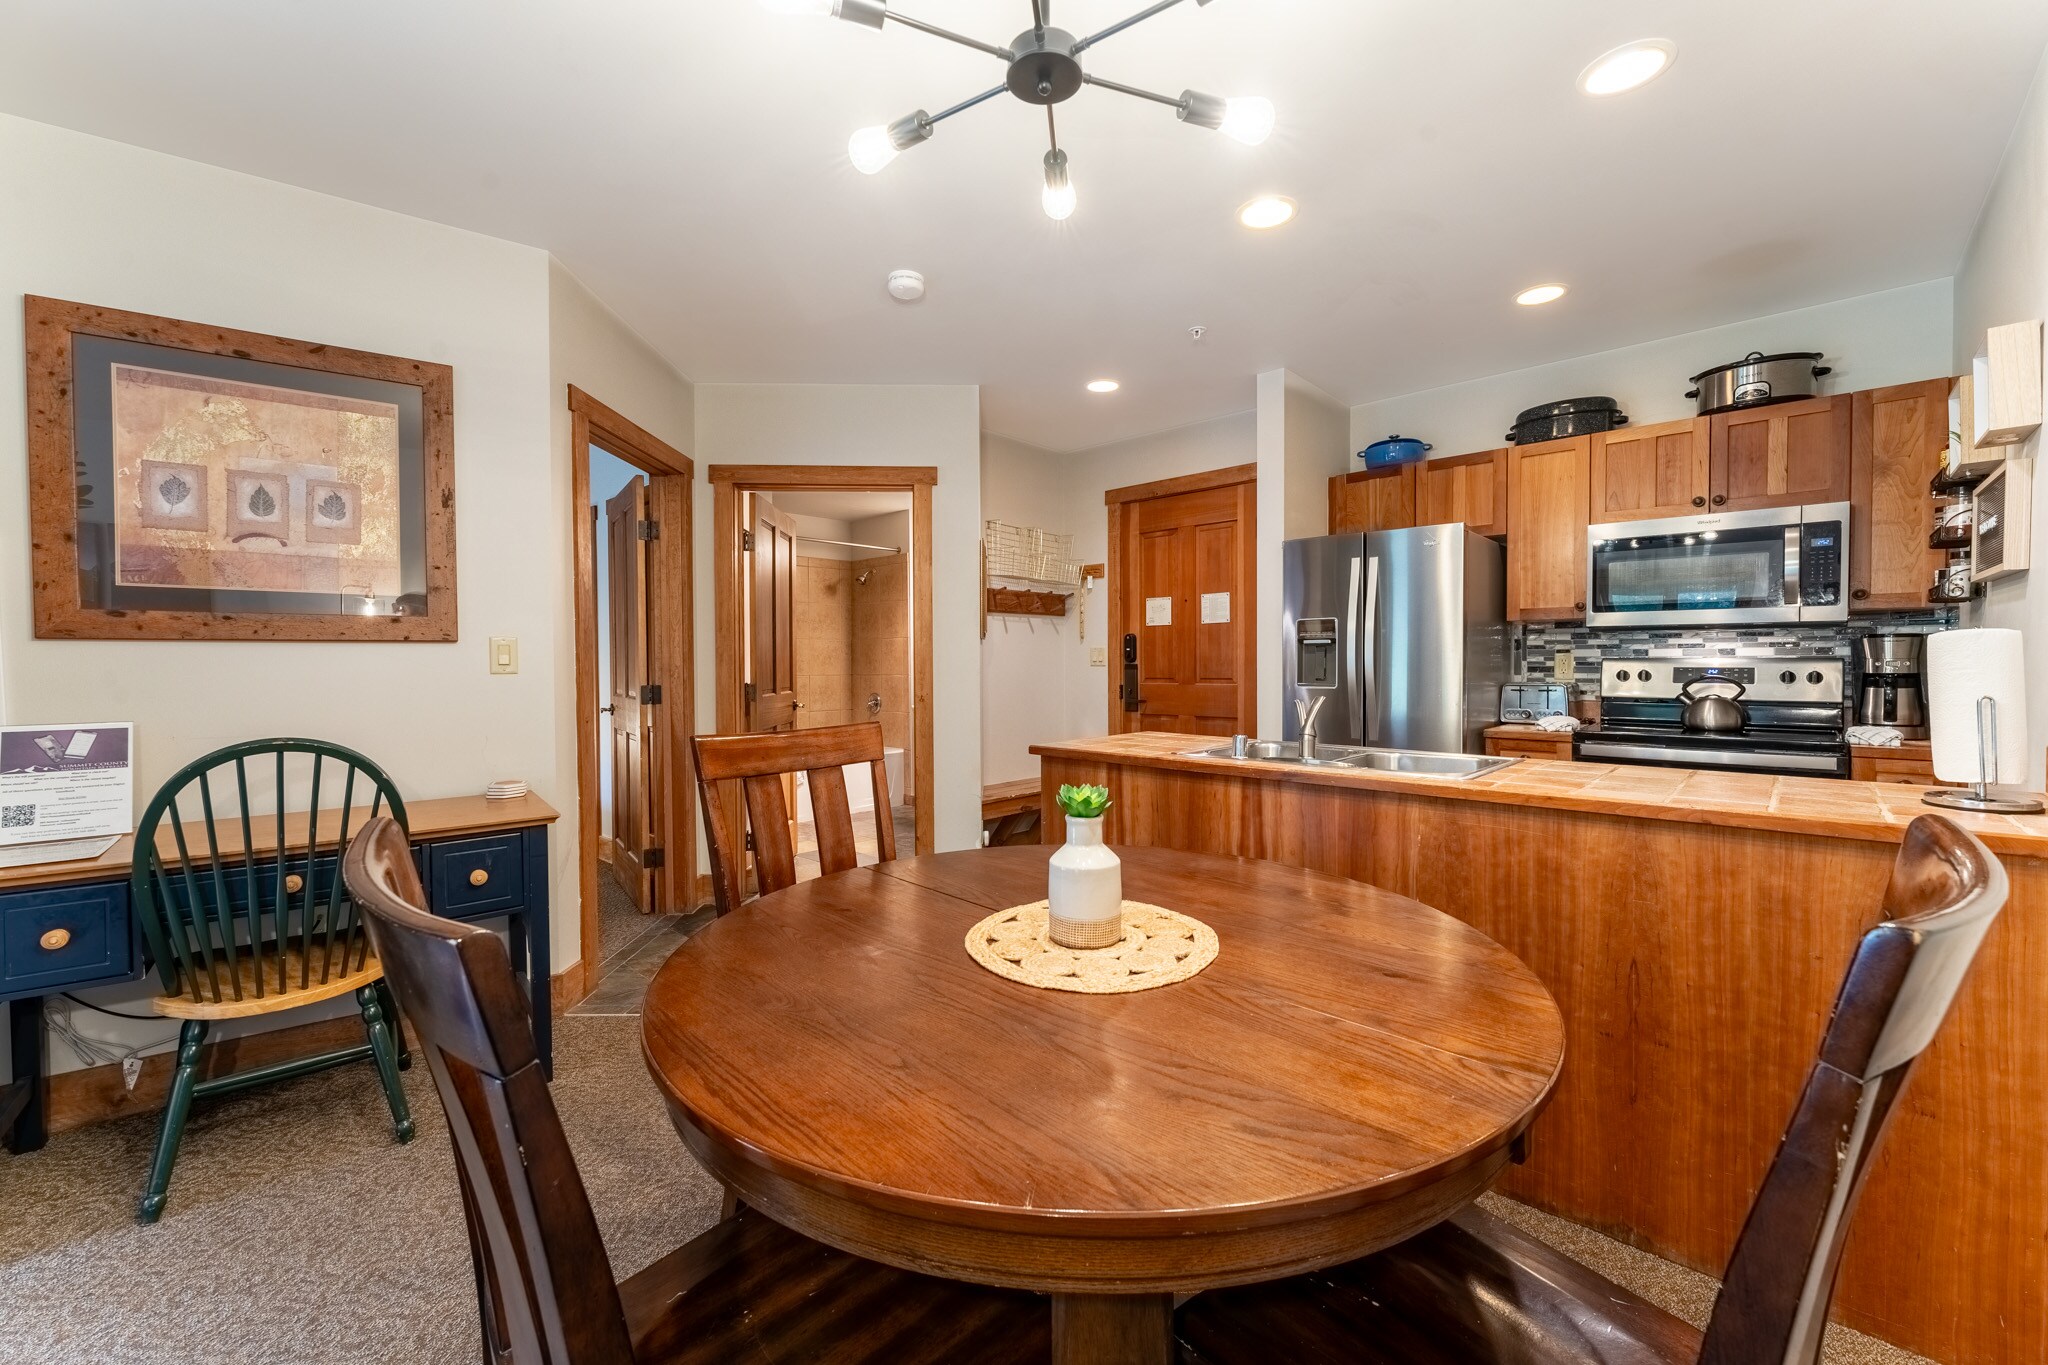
[1047, 816, 1123, 949]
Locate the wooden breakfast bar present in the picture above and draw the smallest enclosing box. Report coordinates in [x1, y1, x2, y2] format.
[1030, 733, 2048, 1365]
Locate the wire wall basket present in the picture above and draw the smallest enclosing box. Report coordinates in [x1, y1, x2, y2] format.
[984, 519, 1080, 586]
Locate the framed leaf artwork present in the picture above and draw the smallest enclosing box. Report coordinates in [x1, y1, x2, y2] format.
[25, 296, 457, 641]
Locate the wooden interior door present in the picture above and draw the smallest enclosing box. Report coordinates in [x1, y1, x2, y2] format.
[747, 495, 798, 733]
[605, 477, 652, 912]
[1115, 479, 1256, 736]
[1709, 395, 1853, 512]
[1589, 418, 1710, 522]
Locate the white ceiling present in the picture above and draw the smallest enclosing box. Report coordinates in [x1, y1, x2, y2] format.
[771, 490, 912, 520]
[4, 2, 2046, 452]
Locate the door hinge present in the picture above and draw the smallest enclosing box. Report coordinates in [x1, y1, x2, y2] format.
[637, 520, 660, 542]
[744, 682, 757, 705]
[644, 847, 665, 870]
[743, 831, 754, 852]
[639, 683, 662, 705]
[741, 529, 755, 552]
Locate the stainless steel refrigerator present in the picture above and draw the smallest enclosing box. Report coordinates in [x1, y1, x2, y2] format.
[1281, 526, 1510, 754]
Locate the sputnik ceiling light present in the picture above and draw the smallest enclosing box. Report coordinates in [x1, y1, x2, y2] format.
[769, 0, 1275, 220]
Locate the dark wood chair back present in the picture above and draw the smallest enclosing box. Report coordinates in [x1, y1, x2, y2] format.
[345, 817, 633, 1365]
[691, 722, 896, 915]
[132, 738, 408, 1006]
[1700, 814, 2008, 1365]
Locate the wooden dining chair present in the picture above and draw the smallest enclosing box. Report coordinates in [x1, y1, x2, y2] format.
[1176, 813, 2009, 1365]
[343, 816, 1048, 1365]
[691, 722, 896, 915]
[131, 738, 413, 1223]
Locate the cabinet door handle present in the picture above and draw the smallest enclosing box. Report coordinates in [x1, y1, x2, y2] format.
[1573, 601, 1586, 613]
[469, 868, 491, 887]
[1852, 588, 1870, 601]
[40, 927, 71, 951]
[1691, 496, 1706, 508]
[285, 873, 305, 894]
[1711, 494, 1727, 507]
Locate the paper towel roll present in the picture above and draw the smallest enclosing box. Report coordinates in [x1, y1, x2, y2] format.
[1926, 628, 2029, 784]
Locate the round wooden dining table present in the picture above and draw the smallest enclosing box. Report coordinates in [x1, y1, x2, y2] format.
[641, 844, 1565, 1364]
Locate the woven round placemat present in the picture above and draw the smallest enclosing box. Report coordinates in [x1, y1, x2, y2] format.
[964, 900, 1218, 994]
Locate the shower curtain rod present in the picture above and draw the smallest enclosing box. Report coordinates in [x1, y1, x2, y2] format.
[797, 536, 903, 555]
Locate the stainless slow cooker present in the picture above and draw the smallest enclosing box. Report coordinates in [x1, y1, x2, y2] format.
[1685, 352, 1832, 415]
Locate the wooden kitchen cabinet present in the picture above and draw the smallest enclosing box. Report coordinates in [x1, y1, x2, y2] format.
[1588, 418, 1711, 522]
[1417, 449, 1508, 538]
[1483, 728, 1574, 762]
[1328, 465, 1416, 534]
[1505, 435, 1591, 622]
[1708, 393, 1854, 512]
[1851, 379, 1948, 612]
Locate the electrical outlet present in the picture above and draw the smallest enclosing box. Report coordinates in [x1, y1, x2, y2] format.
[1089, 647, 1107, 667]
[490, 637, 519, 675]
[1553, 648, 1575, 679]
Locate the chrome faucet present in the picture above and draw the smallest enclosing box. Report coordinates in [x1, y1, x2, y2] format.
[1295, 695, 1328, 762]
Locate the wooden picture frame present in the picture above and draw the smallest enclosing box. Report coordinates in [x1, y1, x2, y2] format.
[25, 296, 457, 641]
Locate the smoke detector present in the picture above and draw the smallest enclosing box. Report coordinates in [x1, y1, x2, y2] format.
[887, 269, 926, 302]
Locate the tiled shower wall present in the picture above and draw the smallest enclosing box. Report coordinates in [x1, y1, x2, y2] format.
[852, 553, 914, 800]
[793, 557, 856, 727]
[1516, 610, 1957, 702]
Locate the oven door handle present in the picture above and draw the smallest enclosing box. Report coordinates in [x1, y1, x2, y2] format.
[1575, 739, 1843, 772]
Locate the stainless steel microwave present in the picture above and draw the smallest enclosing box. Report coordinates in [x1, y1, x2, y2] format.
[1585, 502, 1849, 627]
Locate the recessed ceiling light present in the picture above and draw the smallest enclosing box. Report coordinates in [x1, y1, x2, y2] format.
[1087, 380, 1121, 394]
[1578, 39, 1676, 97]
[1515, 284, 1568, 307]
[1239, 196, 1298, 230]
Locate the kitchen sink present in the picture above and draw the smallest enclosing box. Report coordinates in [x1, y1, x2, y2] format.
[1192, 740, 1516, 779]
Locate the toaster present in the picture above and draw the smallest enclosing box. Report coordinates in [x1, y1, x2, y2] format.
[1500, 683, 1569, 724]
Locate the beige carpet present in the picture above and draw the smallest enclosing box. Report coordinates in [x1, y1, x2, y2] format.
[0, 999, 1930, 1365]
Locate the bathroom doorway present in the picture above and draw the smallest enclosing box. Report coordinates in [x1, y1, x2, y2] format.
[751, 488, 916, 876]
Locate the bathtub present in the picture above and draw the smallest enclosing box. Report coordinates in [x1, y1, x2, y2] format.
[795, 745, 903, 824]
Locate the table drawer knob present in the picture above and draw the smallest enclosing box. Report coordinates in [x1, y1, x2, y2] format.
[469, 868, 490, 888]
[40, 927, 71, 951]
[285, 873, 305, 894]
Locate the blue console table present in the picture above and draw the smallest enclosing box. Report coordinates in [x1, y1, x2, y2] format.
[0, 792, 558, 1153]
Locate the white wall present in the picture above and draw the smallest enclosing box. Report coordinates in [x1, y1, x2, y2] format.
[1256, 372, 1351, 737]
[0, 115, 571, 1072]
[1953, 41, 2048, 789]
[692, 385, 982, 852]
[1348, 279, 1957, 465]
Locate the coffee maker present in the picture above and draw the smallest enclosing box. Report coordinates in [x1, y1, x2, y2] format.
[1856, 635, 1928, 738]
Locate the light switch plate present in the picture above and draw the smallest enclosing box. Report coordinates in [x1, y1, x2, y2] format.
[1089, 647, 1107, 667]
[490, 637, 519, 675]
[1553, 649, 1575, 680]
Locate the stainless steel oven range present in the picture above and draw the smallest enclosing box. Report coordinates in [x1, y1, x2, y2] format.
[1573, 658, 1850, 779]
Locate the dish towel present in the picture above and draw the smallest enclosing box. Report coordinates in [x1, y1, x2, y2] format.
[1847, 725, 1904, 747]
[1535, 715, 1582, 733]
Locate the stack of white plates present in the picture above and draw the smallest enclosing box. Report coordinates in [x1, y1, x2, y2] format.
[485, 779, 528, 801]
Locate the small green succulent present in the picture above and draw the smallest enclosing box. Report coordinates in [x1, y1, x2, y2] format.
[1057, 784, 1112, 819]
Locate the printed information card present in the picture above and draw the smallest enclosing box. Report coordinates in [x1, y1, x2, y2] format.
[0, 723, 134, 867]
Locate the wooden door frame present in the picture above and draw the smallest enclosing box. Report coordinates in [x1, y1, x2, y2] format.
[1103, 463, 1259, 736]
[568, 385, 695, 1010]
[709, 465, 937, 857]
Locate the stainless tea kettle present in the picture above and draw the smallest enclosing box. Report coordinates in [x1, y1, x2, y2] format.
[1679, 678, 1749, 733]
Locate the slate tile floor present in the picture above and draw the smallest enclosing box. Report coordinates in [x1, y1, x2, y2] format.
[569, 866, 713, 1017]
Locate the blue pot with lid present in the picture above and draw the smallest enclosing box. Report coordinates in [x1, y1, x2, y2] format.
[1359, 435, 1432, 469]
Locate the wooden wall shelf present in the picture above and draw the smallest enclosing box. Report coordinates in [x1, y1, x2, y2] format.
[986, 587, 1070, 618]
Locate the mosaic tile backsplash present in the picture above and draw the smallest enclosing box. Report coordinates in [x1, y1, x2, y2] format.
[1515, 611, 1957, 703]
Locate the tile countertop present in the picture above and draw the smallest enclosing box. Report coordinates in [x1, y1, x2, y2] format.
[1028, 732, 2048, 860]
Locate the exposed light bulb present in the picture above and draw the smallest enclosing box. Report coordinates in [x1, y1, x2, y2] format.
[848, 125, 899, 175]
[1578, 40, 1676, 96]
[1218, 96, 1276, 146]
[1042, 149, 1075, 221]
[759, 0, 834, 13]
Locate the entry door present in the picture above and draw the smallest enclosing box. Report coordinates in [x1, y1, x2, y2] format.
[1115, 479, 1256, 736]
[748, 495, 799, 732]
[605, 477, 653, 911]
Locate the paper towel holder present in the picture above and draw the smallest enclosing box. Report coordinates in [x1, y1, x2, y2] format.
[1923, 696, 2047, 814]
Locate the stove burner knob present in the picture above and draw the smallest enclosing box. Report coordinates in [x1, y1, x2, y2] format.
[1615, 668, 1630, 682]
[1636, 669, 1652, 682]
[1781, 670, 1797, 684]
[1806, 670, 1825, 685]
